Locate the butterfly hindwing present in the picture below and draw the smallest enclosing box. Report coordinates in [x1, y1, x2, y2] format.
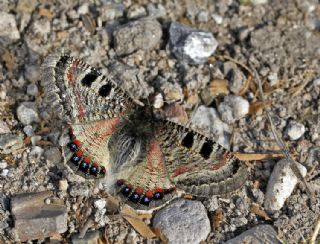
[41, 54, 137, 123]
[155, 120, 249, 196]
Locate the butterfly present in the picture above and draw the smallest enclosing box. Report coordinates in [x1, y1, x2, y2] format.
[41, 54, 249, 210]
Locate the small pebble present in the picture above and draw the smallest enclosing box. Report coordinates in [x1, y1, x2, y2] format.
[27, 83, 39, 96]
[286, 121, 305, 140]
[251, 0, 268, 5]
[94, 199, 106, 210]
[153, 93, 164, 109]
[0, 11, 20, 43]
[17, 102, 39, 125]
[0, 121, 10, 134]
[169, 22, 218, 64]
[313, 77, 320, 87]
[59, 180, 68, 192]
[23, 125, 35, 136]
[218, 95, 249, 124]
[153, 199, 210, 244]
[113, 18, 162, 56]
[0, 169, 9, 177]
[0, 161, 7, 169]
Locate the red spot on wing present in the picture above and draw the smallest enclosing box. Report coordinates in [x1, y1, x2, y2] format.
[173, 163, 198, 177]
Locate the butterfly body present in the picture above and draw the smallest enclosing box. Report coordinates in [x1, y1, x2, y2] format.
[41, 54, 249, 210]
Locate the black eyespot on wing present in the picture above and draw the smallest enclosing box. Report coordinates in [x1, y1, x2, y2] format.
[99, 84, 112, 97]
[181, 132, 194, 148]
[199, 140, 213, 159]
[56, 55, 69, 68]
[81, 70, 99, 87]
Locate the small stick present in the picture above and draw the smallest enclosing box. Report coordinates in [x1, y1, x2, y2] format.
[310, 217, 320, 244]
[249, 63, 315, 203]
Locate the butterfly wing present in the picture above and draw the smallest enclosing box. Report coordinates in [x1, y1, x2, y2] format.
[156, 120, 249, 196]
[41, 54, 137, 123]
[41, 54, 138, 179]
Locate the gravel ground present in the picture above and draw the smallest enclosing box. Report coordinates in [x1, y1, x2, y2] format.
[0, 0, 319, 243]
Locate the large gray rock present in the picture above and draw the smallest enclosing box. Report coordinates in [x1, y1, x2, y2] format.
[168, 22, 218, 64]
[152, 199, 210, 244]
[11, 191, 67, 242]
[225, 225, 280, 243]
[113, 18, 162, 56]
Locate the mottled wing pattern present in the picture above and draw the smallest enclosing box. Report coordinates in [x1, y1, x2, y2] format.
[115, 139, 177, 210]
[41, 54, 136, 123]
[156, 120, 249, 196]
[41, 54, 137, 179]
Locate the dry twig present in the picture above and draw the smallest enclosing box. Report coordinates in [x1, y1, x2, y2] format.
[249, 63, 315, 203]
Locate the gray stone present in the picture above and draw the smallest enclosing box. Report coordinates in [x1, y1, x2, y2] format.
[29, 146, 44, 162]
[218, 95, 249, 124]
[24, 65, 40, 83]
[100, 3, 124, 21]
[190, 105, 231, 149]
[44, 147, 62, 163]
[264, 159, 307, 212]
[168, 22, 218, 64]
[152, 199, 210, 244]
[17, 102, 39, 125]
[127, 4, 147, 19]
[11, 191, 67, 242]
[286, 120, 305, 140]
[23, 125, 34, 136]
[69, 183, 90, 197]
[223, 61, 246, 94]
[32, 19, 51, 37]
[313, 77, 320, 87]
[147, 3, 166, 18]
[27, 83, 39, 96]
[113, 18, 162, 56]
[71, 231, 101, 244]
[0, 12, 20, 44]
[0, 121, 10, 134]
[0, 133, 23, 154]
[225, 225, 280, 243]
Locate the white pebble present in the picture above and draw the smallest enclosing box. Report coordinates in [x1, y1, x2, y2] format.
[59, 180, 69, 191]
[0, 161, 7, 169]
[218, 95, 249, 124]
[286, 121, 305, 140]
[0, 169, 9, 177]
[313, 77, 320, 87]
[94, 199, 106, 210]
[153, 93, 164, 109]
[0, 12, 20, 40]
[264, 159, 307, 211]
